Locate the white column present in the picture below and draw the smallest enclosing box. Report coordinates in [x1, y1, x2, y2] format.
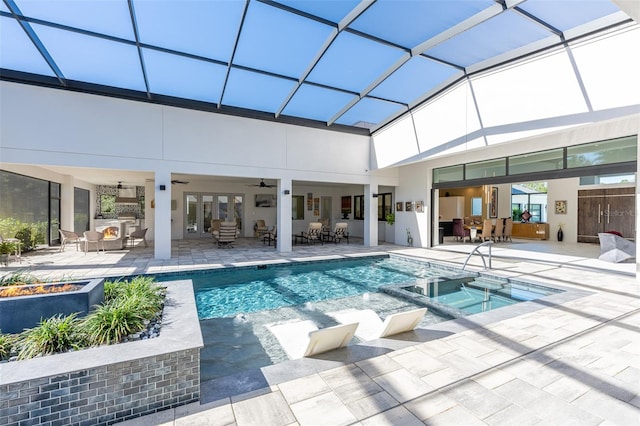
[154, 170, 172, 260]
[364, 184, 378, 247]
[60, 175, 75, 232]
[277, 177, 292, 253]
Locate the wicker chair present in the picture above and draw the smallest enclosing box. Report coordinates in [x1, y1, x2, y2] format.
[59, 229, 81, 252]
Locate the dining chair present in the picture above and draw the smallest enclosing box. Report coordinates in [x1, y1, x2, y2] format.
[479, 219, 494, 242]
[492, 219, 504, 242]
[503, 218, 513, 242]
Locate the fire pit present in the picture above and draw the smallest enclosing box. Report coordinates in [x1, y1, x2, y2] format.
[0, 278, 104, 334]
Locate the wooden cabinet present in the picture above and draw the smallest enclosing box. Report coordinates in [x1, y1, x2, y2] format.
[512, 223, 549, 240]
[578, 187, 635, 243]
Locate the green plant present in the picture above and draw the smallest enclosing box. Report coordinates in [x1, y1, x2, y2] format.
[84, 276, 165, 345]
[82, 298, 146, 345]
[14, 227, 34, 251]
[0, 270, 40, 287]
[512, 207, 522, 222]
[0, 331, 16, 360]
[0, 241, 16, 255]
[385, 213, 395, 225]
[17, 313, 85, 360]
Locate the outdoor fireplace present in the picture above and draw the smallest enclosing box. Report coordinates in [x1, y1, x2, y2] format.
[101, 226, 119, 239]
[0, 278, 104, 334]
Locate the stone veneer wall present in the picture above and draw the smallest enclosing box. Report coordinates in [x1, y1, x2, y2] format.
[0, 279, 203, 426]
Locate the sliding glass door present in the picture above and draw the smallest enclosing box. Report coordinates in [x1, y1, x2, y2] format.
[184, 193, 243, 238]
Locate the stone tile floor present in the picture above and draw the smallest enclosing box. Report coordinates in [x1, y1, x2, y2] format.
[2, 237, 639, 425]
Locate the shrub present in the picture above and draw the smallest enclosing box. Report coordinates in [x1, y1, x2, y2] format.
[0, 270, 41, 287]
[104, 276, 165, 316]
[16, 313, 85, 360]
[0, 331, 15, 360]
[83, 276, 165, 345]
[82, 298, 146, 345]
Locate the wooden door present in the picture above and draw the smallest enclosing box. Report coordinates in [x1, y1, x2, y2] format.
[604, 188, 635, 239]
[577, 189, 605, 243]
[578, 188, 636, 243]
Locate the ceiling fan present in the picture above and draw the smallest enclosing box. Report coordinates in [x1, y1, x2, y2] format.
[171, 179, 189, 185]
[248, 178, 276, 188]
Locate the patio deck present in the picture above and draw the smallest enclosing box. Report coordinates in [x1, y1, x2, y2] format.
[2, 237, 639, 425]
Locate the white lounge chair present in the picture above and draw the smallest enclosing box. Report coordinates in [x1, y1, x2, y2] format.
[328, 308, 427, 341]
[266, 320, 358, 359]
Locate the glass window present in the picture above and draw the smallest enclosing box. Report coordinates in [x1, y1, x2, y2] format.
[74, 187, 90, 234]
[100, 194, 116, 213]
[292, 195, 304, 220]
[0, 170, 50, 247]
[511, 182, 548, 223]
[465, 159, 506, 180]
[377, 193, 392, 221]
[433, 165, 463, 183]
[580, 173, 636, 185]
[354, 195, 364, 220]
[471, 197, 482, 215]
[567, 136, 637, 168]
[509, 149, 563, 175]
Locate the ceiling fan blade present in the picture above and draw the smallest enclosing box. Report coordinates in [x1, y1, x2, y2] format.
[171, 180, 189, 184]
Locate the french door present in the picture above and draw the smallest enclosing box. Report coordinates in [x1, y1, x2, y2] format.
[185, 193, 244, 238]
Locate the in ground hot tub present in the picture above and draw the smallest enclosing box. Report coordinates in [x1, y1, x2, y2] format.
[0, 278, 104, 333]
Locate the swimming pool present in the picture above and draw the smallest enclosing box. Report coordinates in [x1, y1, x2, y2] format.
[156, 255, 561, 381]
[189, 256, 465, 319]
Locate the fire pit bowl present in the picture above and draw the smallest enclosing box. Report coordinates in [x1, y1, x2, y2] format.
[0, 278, 104, 334]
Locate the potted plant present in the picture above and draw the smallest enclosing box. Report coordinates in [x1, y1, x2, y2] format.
[0, 241, 16, 267]
[385, 213, 395, 225]
[385, 213, 395, 244]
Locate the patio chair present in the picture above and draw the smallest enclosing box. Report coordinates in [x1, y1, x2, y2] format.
[328, 308, 427, 341]
[210, 219, 222, 240]
[83, 231, 105, 254]
[299, 222, 323, 245]
[598, 232, 636, 263]
[266, 319, 358, 359]
[255, 219, 268, 237]
[326, 222, 349, 244]
[217, 221, 238, 248]
[126, 227, 148, 248]
[262, 226, 277, 247]
[452, 218, 470, 242]
[58, 229, 81, 252]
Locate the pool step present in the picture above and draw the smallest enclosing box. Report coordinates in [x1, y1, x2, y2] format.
[468, 276, 508, 291]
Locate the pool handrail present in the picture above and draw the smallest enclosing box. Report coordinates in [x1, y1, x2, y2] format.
[462, 240, 493, 271]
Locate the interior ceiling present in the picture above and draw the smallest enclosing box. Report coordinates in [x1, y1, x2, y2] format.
[1, 0, 633, 135]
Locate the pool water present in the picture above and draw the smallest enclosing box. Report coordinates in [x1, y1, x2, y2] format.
[397, 276, 558, 316]
[156, 255, 560, 381]
[189, 256, 460, 319]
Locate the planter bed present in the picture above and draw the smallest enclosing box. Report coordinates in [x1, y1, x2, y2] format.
[0, 280, 203, 425]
